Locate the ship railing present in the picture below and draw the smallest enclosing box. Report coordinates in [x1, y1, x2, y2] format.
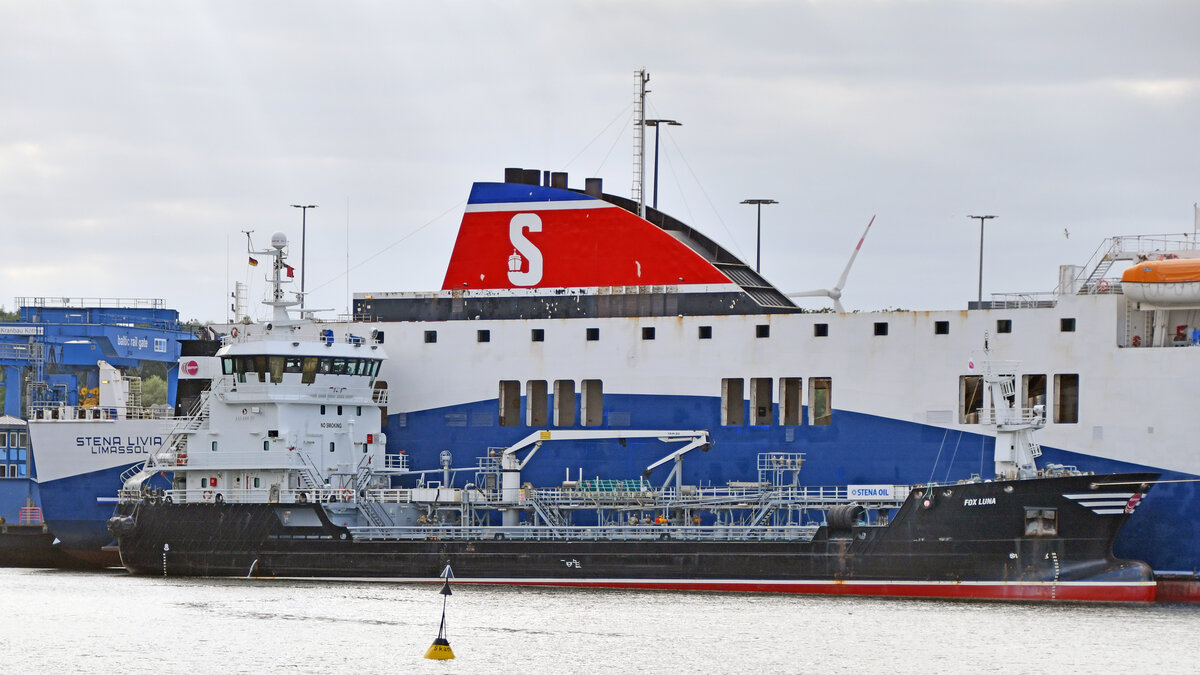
[16, 296, 167, 310]
[982, 293, 1059, 309]
[211, 379, 381, 403]
[976, 408, 1047, 427]
[384, 453, 409, 471]
[349, 524, 822, 543]
[127, 486, 363, 505]
[26, 402, 176, 421]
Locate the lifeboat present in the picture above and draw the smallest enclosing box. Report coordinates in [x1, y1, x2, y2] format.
[1121, 258, 1200, 307]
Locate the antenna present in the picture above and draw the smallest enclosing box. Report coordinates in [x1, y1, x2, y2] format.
[787, 215, 876, 312]
[633, 68, 649, 219]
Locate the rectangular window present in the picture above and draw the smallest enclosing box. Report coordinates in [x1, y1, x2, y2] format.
[301, 357, 318, 385]
[756, 324, 770, 338]
[642, 326, 655, 340]
[721, 378, 745, 426]
[329, 442, 335, 453]
[211, 441, 218, 452]
[337, 405, 343, 416]
[586, 327, 600, 341]
[0, 465, 6, 478]
[1060, 318, 1076, 332]
[698, 325, 712, 339]
[531, 328, 545, 342]
[477, 329, 491, 343]
[809, 377, 832, 426]
[934, 321, 949, 335]
[498, 380, 521, 427]
[0, 434, 6, 449]
[201, 477, 208, 488]
[874, 322, 888, 336]
[581, 379, 603, 427]
[1022, 374, 1046, 418]
[1054, 374, 1079, 424]
[526, 380, 549, 427]
[554, 380, 575, 427]
[814, 323, 828, 337]
[320, 405, 326, 415]
[263, 440, 269, 451]
[959, 375, 984, 424]
[222, 358, 235, 375]
[780, 378, 802, 426]
[750, 378, 773, 425]
[997, 319, 1012, 334]
[253, 477, 261, 488]
[424, 330, 437, 343]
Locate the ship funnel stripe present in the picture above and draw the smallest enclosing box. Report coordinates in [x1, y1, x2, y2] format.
[464, 200, 618, 214]
[1063, 492, 1135, 500]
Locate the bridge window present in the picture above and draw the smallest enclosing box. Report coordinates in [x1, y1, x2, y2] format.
[809, 377, 832, 426]
[270, 356, 285, 383]
[721, 378, 744, 426]
[301, 357, 318, 384]
[1054, 374, 1079, 424]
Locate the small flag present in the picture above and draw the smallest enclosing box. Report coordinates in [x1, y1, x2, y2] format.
[248, 257, 259, 267]
[284, 264, 295, 278]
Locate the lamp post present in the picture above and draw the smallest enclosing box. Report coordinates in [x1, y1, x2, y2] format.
[967, 214, 997, 307]
[291, 204, 318, 309]
[741, 199, 779, 273]
[643, 119, 681, 210]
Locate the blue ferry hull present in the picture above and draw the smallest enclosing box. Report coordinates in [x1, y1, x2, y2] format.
[387, 393, 1195, 573]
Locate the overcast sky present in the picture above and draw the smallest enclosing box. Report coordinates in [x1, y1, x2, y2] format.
[3, 1, 1198, 322]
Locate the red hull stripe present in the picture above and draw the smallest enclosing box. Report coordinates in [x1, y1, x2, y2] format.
[442, 193, 732, 290]
[288, 577, 1155, 602]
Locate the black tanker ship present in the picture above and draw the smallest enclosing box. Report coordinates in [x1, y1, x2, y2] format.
[109, 233, 1158, 601]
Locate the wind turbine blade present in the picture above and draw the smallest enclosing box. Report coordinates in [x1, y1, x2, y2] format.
[785, 289, 833, 298]
[833, 215, 876, 292]
[833, 298, 845, 313]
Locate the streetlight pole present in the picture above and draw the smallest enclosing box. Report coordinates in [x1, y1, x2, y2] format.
[291, 204, 318, 309]
[741, 199, 779, 273]
[967, 214, 996, 307]
[643, 119, 681, 210]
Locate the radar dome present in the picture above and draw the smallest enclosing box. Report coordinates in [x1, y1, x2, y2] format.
[271, 232, 288, 250]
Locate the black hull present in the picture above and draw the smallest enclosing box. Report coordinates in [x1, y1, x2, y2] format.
[115, 473, 1158, 601]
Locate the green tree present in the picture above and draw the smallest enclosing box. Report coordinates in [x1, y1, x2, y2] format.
[141, 375, 168, 406]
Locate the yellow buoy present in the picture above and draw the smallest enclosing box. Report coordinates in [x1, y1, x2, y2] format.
[424, 637, 455, 660]
[424, 567, 455, 660]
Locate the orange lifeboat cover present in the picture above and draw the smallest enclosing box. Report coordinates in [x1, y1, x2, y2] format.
[1121, 259, 1200, 284]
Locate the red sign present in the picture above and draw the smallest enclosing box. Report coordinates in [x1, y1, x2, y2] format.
[183, 360, 199, 376]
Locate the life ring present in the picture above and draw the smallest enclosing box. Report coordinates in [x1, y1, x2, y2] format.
[231, 327, 239, 338]
[202, 490, 213, 501]
[1098, 279, 1110, 293]
[1132, 335, 1142, 347]
[340, 488, 353, 501]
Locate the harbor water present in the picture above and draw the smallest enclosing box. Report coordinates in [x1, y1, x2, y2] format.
[3, 568, 1197, 674]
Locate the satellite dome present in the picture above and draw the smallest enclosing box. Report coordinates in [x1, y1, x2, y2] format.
[271, 232, 288, 250]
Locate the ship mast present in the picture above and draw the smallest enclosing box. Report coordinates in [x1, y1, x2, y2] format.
[633, 68, 649, 219]
[246, 231, 301, 327]
[976, 335, 1043, 480]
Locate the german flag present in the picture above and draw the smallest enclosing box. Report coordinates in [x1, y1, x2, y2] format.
[248, 257, 259, 267]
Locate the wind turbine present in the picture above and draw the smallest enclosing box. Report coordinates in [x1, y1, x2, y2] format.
[786, 215, 876, 313]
